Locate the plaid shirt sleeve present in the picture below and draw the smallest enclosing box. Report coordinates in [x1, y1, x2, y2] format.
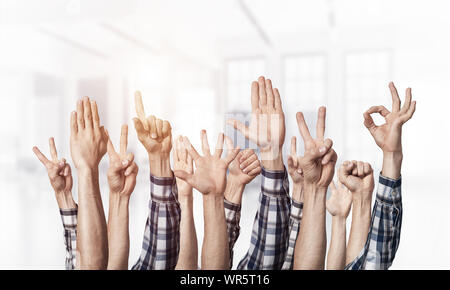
[281, 200, 303, 270]
[237, 167, 291, 270]
[224, 199, 241, 269]
[132, 175, 181, 270]
[60, 207, 78, 270]
[345, 174, 402, 270]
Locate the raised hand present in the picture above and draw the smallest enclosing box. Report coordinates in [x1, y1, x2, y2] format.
[228, 149, 261, 186]
[363, 82, 416, 154]
[327, 180, 352, 218]
[106, 125, 139, 196]
[174, 130, 240, 196]
[33, 137, 76, 209]
[338, 161, 374, 196]
[227, 76, 285, 169]
[295, 107, 337, 188]
[133, 91, 172, 156]
[339, 161, 374, 265]
[70, 96, 108, 170]
[173, 136, 194, 196]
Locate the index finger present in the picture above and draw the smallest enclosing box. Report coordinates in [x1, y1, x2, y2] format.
[48, 137, 58, 162]
[135, 91, 149, 131]
[33, 146, 51, 167]
[296, 112, 313, 144]
[120, 124, 128, 156]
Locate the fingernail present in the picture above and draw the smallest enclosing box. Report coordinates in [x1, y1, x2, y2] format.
[151, 133, 157, 138]
[240, 164, 244, 169]
[242, 168, 247, 173]
[297, 169, 302, 174]
[59, 162, 64, 167]
[319, 146, 326, 153]
[122, 160, 128, 166]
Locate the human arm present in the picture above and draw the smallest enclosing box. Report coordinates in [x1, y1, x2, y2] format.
[106, 125, 139, 270]
[228, 77, 291, 270]
[292, 107, 337, 270]
[132, 91, 181, 270]
[173, 136, 198, 270]
[325, 179, 352, 270]
[33, 138, 78, 270]
[174, 131, 239, 269]
[70, 97, 108, 269]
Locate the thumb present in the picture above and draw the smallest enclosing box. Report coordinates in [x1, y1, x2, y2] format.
[174, 170, 195, 185]
[227, 119, 250, 139]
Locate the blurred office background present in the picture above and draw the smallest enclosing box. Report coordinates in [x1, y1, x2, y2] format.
[0, 0, 449, 269]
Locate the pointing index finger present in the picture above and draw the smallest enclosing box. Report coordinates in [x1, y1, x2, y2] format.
[135, 91, 148, 131]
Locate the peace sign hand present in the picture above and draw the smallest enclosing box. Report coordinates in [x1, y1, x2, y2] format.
[33, 138, 76, 209]
[33, 137, 72, 193]
[295, 107, 337, 188]
[106, 125, 139, 196]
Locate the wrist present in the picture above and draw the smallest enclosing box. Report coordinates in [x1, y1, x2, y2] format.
[382, 151, 403, 179]
[55, 190, 77, 209]
[332, 216, 347, 226]
[224, 176, 245, 205]
[149, 154, 173, 177]
[260, 150, 284, 171]
[303, 182, 327, 203]
[292, 183, 304, 203]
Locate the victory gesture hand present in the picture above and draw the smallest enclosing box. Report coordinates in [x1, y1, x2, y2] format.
[326, 180, 352, 218]
[296, 107, 337, 188]
[133, 91, 172, 156]
[338, 161, 374, 197]
[227, 76, 285, 168]
[106, 125, 139, 196]
[174, 130, 240, 196]
[363, 82, 416, 153]
[33, 137, 72, 194]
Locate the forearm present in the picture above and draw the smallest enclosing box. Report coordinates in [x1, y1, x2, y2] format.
[293, 184, 327, 270]
[77, 168, 108, 269]
[381, 151, 402, 179]
[176, 194, 198, 270]
[202, 196, 229, 270]
[346, 195, 372, 264]
[107, 193, 130, 270]
[327, 216, 347, 270]
[224, 177, 245, 205]
[291, 183, 304, 203]
[149, 154, 173, 177]
[55, 190, 77, 210]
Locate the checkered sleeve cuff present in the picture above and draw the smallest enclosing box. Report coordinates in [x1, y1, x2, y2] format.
[377, 174, 402, 205]
[290, 200, 303, 222]
[150, 175, 177, 203]
[60, 208, 78, 231]
[260, 166, 289, 198]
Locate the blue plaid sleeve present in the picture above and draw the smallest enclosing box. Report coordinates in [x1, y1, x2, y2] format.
[60, 207, 78, 270]
[345, 174, 402, 270]
[224, 199, 241, 269]
[132, 175, 181, 270]
[237, 167, 290, 270]
[281, 200, 303, 270]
